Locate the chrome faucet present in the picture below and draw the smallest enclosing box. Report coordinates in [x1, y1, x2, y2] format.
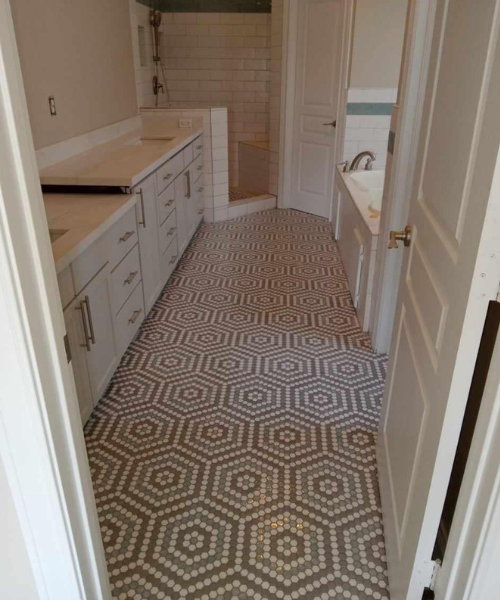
[349, 151, 376, 172]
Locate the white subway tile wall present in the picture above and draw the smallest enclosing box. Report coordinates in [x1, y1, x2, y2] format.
[343, 88, 398, 170]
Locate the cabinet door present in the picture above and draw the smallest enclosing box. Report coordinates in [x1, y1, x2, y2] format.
[135, 174, 162, 314]
[76, 264, 119, 403]
[64, 299, 94, 425]
[175, 170, 189, 255]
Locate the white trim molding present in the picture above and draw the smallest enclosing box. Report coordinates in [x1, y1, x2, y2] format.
[0, 2, 111, 599]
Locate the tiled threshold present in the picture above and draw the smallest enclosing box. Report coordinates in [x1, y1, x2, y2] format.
[227, 194, 277, 219]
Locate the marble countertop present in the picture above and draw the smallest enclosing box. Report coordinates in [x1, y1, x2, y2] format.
[44, 193, 137, 274]
[39, 122, 203, 188]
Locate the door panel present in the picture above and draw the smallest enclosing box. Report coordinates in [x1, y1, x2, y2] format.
[291, 0, 343, 218]
[135, 173, 162, 314]
[378, 1, 500, 598]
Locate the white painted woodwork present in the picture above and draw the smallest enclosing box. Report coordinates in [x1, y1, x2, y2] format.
[63, 299, 94, 424]
[378, 1, 500, 598]
[175, 169, 189, 255]
[290, 0, 343, 218]
[158, 209, 177, 257]
[161, 234, 179, 286]
[113, 282, 145, 357]
[110, 244, 142, 316]
[134, 174, 162, 315]
[157, 180, 176, 227]
[76, 264, 119, 403]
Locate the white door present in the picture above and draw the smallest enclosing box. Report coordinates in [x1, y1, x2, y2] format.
[135, 173, 162, 314]
[378, 2, 500, 599]
[290, 0, 343, 218]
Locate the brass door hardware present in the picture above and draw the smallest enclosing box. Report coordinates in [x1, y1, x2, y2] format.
[389, 226, 412, 249]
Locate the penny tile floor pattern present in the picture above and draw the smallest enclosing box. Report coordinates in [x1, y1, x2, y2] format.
[84, 209, 390, 600]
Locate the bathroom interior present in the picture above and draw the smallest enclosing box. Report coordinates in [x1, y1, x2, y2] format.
[132, 0, 279, 219]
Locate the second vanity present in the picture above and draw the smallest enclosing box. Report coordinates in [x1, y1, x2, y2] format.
[44, 117, 205, 424]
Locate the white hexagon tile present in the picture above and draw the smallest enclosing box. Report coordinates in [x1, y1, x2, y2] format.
[84, 209, 390, 600]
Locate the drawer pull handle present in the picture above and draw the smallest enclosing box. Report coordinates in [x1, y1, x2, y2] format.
[170, 255, 177, 265]
[119, 231, 134, 243]
[128, 309, 143, 325]
[168, 227, 176, 237]
[196, 145, 202, 150]
[163, 173, 173, 181]
[198, 187, 204, 193]
[198, 209, 204, 215]
[197, 165, 202, 171]
[165, 198, 175, 207]
[124, 271, 138, 286]
[138, 189, 146, 228]
[76, 300, 91, 352]
[185, 170, 191, 199]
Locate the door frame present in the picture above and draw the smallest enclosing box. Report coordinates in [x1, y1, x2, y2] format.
[278, 0, 353, 215]
[0, 2, 111, 599]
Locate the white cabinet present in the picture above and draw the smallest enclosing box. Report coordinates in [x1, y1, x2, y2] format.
[175, 170, 189, 255]
[64, 298, 94, 424]
[134, 174, 162, 314]
[75, 264, 119, 402]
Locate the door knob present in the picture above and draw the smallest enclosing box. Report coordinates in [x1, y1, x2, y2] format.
[389, 226, 412, 249]
[323, 120, 336, 128]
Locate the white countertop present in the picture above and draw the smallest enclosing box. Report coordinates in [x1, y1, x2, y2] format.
[44, 193, 137, 273]
[39, 123, 203, 188]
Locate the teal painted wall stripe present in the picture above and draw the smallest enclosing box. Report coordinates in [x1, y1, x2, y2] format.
[347, 103, 393, 116]
[138, 0, 271, 12]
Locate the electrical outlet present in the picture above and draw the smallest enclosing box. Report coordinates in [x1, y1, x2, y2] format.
[48, 96, 57, 116]
[179, 118, 192, 128]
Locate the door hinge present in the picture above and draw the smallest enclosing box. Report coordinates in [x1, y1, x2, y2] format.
[422, 559, 442, 598]
[64, 334, 72, 363]
[496, 281, 500, 302]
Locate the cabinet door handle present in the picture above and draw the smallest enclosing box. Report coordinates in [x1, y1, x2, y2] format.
[138, 189, 146, 228]
[165, 198, 174, 207]
[168, 227, 176, 236]
[198, 209, 204, 215]
[119, 231, 134, 243]
[82, 295, 96, 345]
[76, 301, 91, 352]
[163, 173, 173, 181]
[184, 171, 191, 199]
[196, 144, 202, 150]
[198, 187, 204, 193]
[124, 271, 138, 286]
[128, 308, 142, 325]
[197, 165, 202, 171]
[170, 255, 177, 265]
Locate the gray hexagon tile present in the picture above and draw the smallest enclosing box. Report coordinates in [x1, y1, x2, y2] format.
[85, 209, 390, 600]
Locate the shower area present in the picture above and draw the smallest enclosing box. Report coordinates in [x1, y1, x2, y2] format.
[130, 0, 282, 211]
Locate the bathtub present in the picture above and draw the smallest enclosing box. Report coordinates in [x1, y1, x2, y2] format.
[334, 167, 385, 332]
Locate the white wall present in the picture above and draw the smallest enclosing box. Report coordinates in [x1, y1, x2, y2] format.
[350, 0, 408, 89]
[0, 456, 39, 600]
[10, 0, 138, 150]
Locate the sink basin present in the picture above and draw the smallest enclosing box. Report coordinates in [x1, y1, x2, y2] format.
[49, 228, 69, 243]
[126, 137, 175, 147]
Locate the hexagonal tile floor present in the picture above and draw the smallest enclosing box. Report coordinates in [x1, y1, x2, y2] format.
[84, 209, 390, 600]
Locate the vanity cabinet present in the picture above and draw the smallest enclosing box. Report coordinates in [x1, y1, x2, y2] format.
[134, 174, 162, 314]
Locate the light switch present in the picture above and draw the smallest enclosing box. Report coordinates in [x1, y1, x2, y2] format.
[48, 96, 57, 116]
[179, 118, 192, 128]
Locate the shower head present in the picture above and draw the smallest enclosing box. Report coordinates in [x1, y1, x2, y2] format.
[150, 9, 162, 29]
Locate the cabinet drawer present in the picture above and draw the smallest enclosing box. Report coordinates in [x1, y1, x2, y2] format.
[108, 203, 139, 271]
[161, 235, 179, 285]
[114, 282, 145, 357]
[158, 209, 177, 256]
[58, 266, 75, 309]
[156, 152, 184, 194]
[110, 244, 142, 315]
[193, 135, 203, 158]
[192, 153, 204, 182]
[183, 142, 193, 167]
[157, 181, 176, 226]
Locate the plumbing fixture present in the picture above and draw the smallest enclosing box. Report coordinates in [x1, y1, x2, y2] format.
[349, 151, 376, 172]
